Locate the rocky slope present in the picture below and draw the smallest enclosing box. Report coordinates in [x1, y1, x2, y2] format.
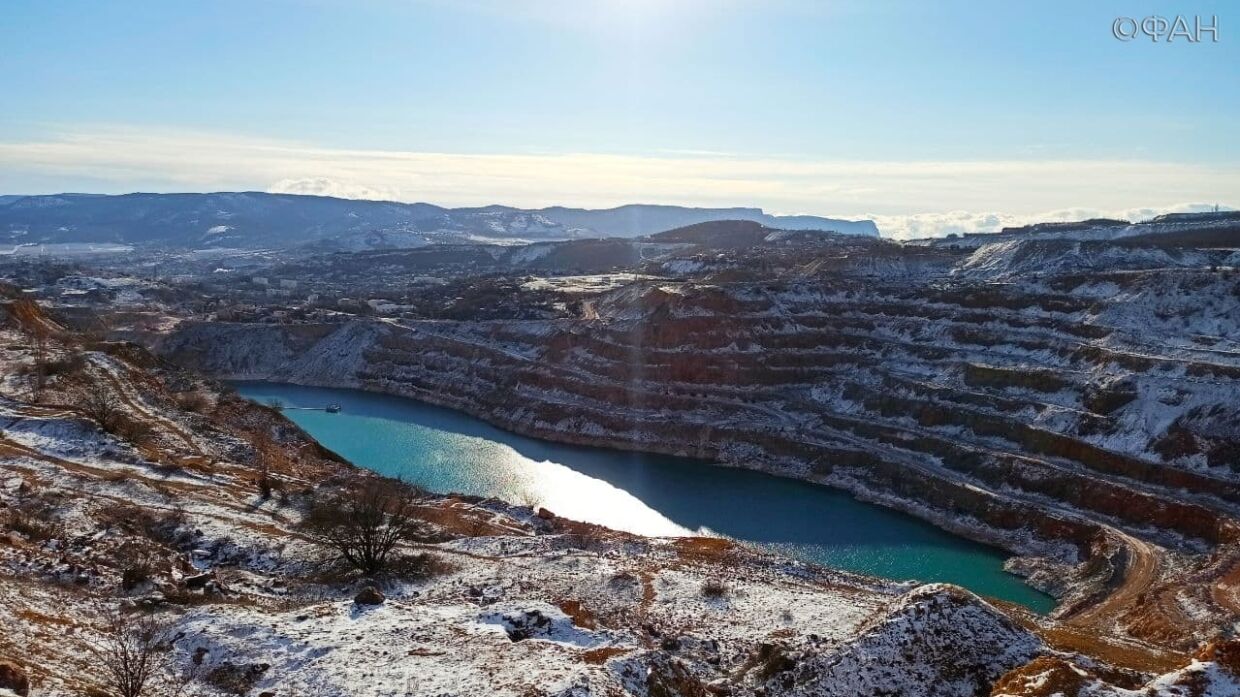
[921, 210, 1240, 250]
[9, 294, 1232, 696]
[149, 225, 1240, 666]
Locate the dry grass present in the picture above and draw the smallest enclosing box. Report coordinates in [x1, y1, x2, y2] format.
[673, 537, 736, 565]
[1026, 622, 1187, 674]
[4, 496, 65, 543]
[410, 501, 512, 538]
[556, 599, 598, 630]
[16, 609, 76, 627]
[579, 646, 630, 665]
[990, 655, 1090, 697]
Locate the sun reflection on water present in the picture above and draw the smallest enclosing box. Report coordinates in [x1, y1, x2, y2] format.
[235, 382, 1057, 613]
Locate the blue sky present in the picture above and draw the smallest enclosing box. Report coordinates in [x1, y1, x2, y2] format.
[1, 0, 1237, 236]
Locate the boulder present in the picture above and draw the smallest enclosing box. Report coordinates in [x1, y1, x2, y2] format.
[1198, 638, 1240, 676]
[0, 662, 30, 697]
[183, 572, 214, 589]
[354, 585, 385, 605]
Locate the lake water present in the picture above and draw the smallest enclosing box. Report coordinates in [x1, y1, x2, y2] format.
[235, 381, 1055, 612]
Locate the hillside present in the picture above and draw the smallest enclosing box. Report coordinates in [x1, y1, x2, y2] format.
[9, 295, 1235, 696]
[0, 193, 879, 251]
[141, 225, 1240, 672]
[924, 211, 1240, 250]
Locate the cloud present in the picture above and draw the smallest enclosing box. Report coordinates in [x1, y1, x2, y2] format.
[867, 203, 1236, 240]
[269, 177, 400, 202]
[0, 126, 1236, 238]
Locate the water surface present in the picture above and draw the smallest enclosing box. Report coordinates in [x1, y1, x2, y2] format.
[236, 381, 1055, 612]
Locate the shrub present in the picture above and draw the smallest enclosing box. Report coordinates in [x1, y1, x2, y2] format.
[86, 609, 173, 697]
[700, 578, 728, 598]
[300, 482, 431, 576]
[98, 505, 189, 548]
[256, 469, 276, 500]
[175, 391, 213, 413]
[389, 550, 453, 577]
[608, 571, 639, 591]
[44, 351, 87, 377]
[6, 502, 64, 542]
[249, 431, 288, 501]
[753, 642, 796, 681]
[646, 657, 710, 697]
[205, 662, 269, 695]
[113, 415, 156, 447]
[70, 374, 123, 432]
[120, 563, 153, 592]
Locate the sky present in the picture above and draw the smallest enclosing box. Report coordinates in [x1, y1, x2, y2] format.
[1, 0, 1237, 238]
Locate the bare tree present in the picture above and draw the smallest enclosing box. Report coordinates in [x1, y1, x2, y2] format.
[10, 298, 50, 395]
[249, 430, 289, 500]
[72, 373, 123, 432]
[87, 609, 173, 697]
[31, 324, 48, 394]
[301, 482, 428, 575]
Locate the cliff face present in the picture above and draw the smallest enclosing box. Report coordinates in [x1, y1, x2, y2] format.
[0, 303, 1131, 697]
[153, 260, 1240, 656]
[6, 245, 1240, 695]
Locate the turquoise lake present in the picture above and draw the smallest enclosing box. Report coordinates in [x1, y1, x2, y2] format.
[235, 381, 1055, 613]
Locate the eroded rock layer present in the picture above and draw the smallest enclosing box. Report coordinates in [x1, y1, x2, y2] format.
[155, 247, 1240, 657]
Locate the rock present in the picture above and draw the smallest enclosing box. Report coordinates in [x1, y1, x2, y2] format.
[184, 572, 214, 589]
[536, 507, 555, 520]
[788, 584, 1043, 697]
[493, 609, 553, 641]
[354, 585, 385, 605]
[205, 663, 269, 695]
[1198, 638, 1240, 676]
[0, 662, 30, 696]
[134, 592, 166, 608]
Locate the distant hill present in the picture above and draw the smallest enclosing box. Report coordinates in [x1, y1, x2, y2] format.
[0, 192, 879, 250]
[926, 211, 1240, 251]
[535, 204, 878, 238]
[648, 219, 776, 247]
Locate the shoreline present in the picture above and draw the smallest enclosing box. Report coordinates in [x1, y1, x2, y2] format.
[227, 375, 1060, 613]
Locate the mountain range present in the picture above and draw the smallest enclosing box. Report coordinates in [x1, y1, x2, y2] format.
[0, 192, 879, 250]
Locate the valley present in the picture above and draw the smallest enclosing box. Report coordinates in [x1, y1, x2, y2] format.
[2, 199, 1240, 695]
[139, 212, 1240, 655]
[233, 380, 1055, 611]
[5, 1, 1236, 692]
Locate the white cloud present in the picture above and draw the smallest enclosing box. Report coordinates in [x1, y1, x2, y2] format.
[867, 203, 1236, 240]
[269, 177, 400, 202]
[0, 126, 1236, 239]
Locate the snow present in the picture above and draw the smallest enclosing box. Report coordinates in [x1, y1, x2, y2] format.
[521, 274, 657, 295]
[953, 239, 1218, 281]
